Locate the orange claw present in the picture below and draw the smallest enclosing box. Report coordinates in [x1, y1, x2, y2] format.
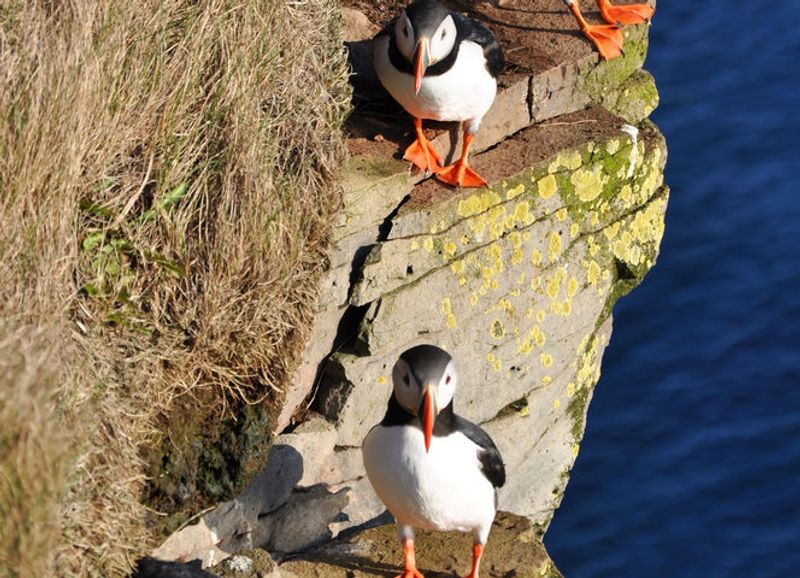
[395, 539, 425, 578]
[436, 132, 486, 188]
[597, 0, 654, 25]
[404, 117, 443, 174]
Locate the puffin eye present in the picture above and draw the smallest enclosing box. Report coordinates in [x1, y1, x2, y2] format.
[403, 374, 410, 386]
[403, 26, 409, 38]
[441, 30, 446, 40]
[445, 374, 451, 385]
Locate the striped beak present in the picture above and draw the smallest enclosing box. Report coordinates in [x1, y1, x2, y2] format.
[413, 37, 430, 94]
[419, 383, 438, 452]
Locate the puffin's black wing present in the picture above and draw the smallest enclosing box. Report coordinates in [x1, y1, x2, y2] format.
[455, 415, 506, 488]
[453, 13, 505, 78]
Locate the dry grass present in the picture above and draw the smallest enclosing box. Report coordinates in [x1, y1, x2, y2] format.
[0, 1, 350, 576]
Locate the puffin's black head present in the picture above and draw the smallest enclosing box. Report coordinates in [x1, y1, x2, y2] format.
[394, 0, 457, 93]
[392, 344, 458, 452]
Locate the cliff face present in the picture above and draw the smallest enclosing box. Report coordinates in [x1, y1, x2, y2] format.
[156, 1, 666, 573]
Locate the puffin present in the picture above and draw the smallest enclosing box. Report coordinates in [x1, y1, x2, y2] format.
[373, 0, 504, 188]
[363, 344, 505, 578]
[564, 0, 655, 60]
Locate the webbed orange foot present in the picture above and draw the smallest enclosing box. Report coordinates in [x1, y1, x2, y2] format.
[598, 0, 654, 25]
[581, 23, 625, 60]
[404, 117, 443, 174]
[436, 161, 486, 188]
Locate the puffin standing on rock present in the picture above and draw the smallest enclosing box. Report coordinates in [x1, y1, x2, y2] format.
[363, 345, 506, 578]
[373, 0, 504, 188]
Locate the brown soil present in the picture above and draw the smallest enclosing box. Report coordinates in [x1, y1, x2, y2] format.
[280, 511, 562, 578]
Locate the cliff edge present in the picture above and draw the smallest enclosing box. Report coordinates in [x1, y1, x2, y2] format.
[158, 1, 666, 575]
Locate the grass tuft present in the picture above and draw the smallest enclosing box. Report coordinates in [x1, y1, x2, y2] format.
[1, 1, 350, 576]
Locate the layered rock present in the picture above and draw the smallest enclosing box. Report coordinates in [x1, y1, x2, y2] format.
[153, 1, 666, 572]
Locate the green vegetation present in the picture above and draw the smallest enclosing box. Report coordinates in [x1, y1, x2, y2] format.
[0, 1, 350, 576]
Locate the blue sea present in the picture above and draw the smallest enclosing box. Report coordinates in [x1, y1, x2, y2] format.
[546, 3, 800, 577]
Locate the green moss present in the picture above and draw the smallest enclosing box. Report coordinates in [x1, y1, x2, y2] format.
[601, 70, 660, 124]
[144, 398, 274, 537]
[583, 25, 650, 101]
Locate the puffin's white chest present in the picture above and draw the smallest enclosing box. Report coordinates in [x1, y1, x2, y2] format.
[373, 36, 497, 128]
[362, 424, 496, 534]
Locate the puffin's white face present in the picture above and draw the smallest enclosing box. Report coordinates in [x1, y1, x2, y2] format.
[394, 12, 416, 61]
[394, 11, 457, 65]
[392, 356, 457, 417]
[428, 15, 457, 64]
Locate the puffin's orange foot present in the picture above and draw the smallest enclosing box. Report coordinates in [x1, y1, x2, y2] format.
[404, 137, 443, 174]
[462, 543, 484, 578]
[436, 162, 486, 188]
[598, 0, 654, 25]
[581, 23, 624, 60]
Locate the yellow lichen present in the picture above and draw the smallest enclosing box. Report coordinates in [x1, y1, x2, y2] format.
[531, 248, 543, 266]
[586, 260, 601, 286]
[443, 240, 457, 258]
[563, 150, 583, 170]
[537, 174, 557, 199]
[513, 200, 532, 226]
[423, 237, 434, 252]
[552, 298, 572, 317]
[533, 325, 546, 347]
[506, 183, 525, 200]
[556, 207, 568, 222]
[571, 165, 607, 203]
[567, 382, 576, 398]
[441, 297, 457, 329]
[567, 276, 579, 298]
[377, 375, 387, 385]
[553, 398, 561, 410]
[540, 352, 553, 368]
[570, 222, 580, 239]
[486, 352, 502, 372]
[547, 231, 562, 262]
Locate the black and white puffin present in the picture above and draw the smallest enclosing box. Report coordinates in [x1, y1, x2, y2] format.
[373, 0, 504, 188]
[564, 0, 655, 60]
[363, 345, 505, 578]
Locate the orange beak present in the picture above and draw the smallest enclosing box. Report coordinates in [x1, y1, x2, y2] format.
[422, 385, 437, 452]
[413, 38, 430, 94]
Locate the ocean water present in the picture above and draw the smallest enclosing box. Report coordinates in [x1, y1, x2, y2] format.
[545, 3, 800, 577]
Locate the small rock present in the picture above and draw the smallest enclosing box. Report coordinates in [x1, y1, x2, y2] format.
[226, 555, 253, 573]
[340, 7, 379, 43]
